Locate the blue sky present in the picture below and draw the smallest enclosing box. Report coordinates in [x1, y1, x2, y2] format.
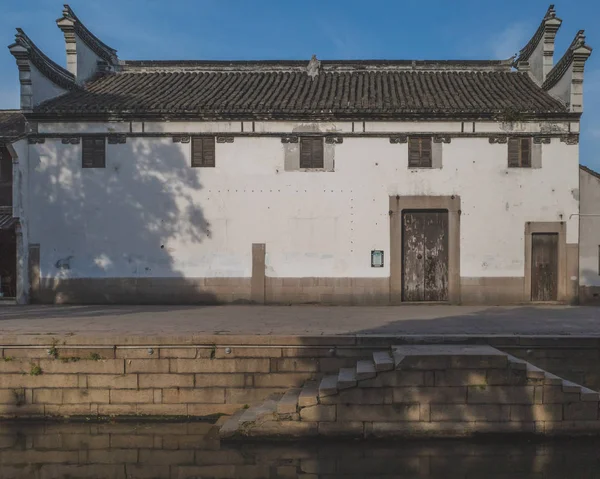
[1, 0, 599, 168]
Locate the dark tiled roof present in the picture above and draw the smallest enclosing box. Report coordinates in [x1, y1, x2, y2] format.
[0, 110, 27, 142]
[34, 68, 567, 119]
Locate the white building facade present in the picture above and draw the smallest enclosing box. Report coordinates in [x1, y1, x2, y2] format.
[5, 5, 593, 305]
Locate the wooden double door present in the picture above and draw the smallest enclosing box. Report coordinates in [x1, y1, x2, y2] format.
[531, 233, 558, 301]
[402, 210, 449, 301]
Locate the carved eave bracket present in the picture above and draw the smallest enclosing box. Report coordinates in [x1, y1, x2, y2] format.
[325, 136, 343, 144]
[108, 135, 126, 144]
[389, 135, 408, 144]
[172, 136, 190, 143]
[216, 136, 234, 143]
[433, 136, 451, 144]
[489, 136, 508, 144]
[560, 134, 579, 145]
[281, 136, 298, 144]
[8, 28, 79, 112]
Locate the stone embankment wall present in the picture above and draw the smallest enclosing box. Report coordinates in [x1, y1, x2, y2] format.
[0, 336, 598, 419]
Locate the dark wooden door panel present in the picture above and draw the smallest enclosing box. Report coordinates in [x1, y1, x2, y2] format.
[402, 210, 449, 302]
[531, 233, 558, 301]
[402, 212, 425, 301]
[424, 212, 449, 301]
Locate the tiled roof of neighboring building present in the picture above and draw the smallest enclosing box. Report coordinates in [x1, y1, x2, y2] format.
[580, 164, 600, 180]
[0, 110, 27, 142]
[33, 62, 568, 119]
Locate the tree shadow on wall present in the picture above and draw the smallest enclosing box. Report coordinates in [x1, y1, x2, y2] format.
[31, 136, 216, 304]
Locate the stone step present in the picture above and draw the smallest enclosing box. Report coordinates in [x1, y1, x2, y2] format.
[219, 409, 245, 438]
[507, 355, 527, 371]
[338, 367, 357, 389]
[580, 386, 600, 402]
[356, 360, 376, 380]
[392, 350, 405, 369]
[277, 388, 301, 414]
[542, 372, 564, 386]
[373, 351, 394, 372]
[319, 375, 339, 397]
[298, 381, 319, 407]
[562, 379, 582, 394]
[507, 355, 545, 379]
[239, 399, 277, 425]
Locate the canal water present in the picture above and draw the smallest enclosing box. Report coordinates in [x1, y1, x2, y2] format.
[1, 421, 599, 478]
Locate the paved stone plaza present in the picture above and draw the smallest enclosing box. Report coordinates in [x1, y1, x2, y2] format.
[0, 304, 599, 337]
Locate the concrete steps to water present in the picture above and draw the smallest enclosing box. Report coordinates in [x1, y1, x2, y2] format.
[219, 345, 600, 439]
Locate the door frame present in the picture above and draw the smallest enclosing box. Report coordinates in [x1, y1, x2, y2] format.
[524, 221, 567, 302]
[390, 195, 461, 304]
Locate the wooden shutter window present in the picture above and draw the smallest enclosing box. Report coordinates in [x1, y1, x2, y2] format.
[300, 137, 324, 169]
[508, 137, 532, 168]
[191, 137, 216, 168]
[82, 137, 106, 168]
[408, 137, 432, 168]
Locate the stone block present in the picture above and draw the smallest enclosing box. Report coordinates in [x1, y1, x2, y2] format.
[138, 374, 193, 388]
[162, 388, 225, 404]
[39, 359, 124, 374]
[253, 373, 313, 388]
[62, 433, 111, 450]
[136, 404, 188, 416]
[299, 405, 336, 422]
[194, 374, 246, 388]
[45, 404, 93, 416]
[97, 404, 137, 416]
[318, 358, 358, 373]
[320, 387, 392, 405]
[1, 374, 79, 388]
[430, 404, 510, 422]
[420, 403, 430, 421]
[0, 388, 24, 405]
[486, 369, 527, 386]
[0, 404, 45, 416]
[215, 347, 282, 359]
[125, 359, 169, 373]
[359, 371, 424, 388]
[33, 389, 63, 404]
[138, 449, 194, 465]
[225, 388, 286, 404]
[110, 389, 154, 404]
[542, 420, 600, 434]
[63, 388, 109, 404]
[116, 348, 156, 359]
[2, 348, 52, 359]
[318, 421, 364, 436]
[0, 360, 31, 373]
[174, 466, 236, 478]
[110, 432, 156, 449]
[273, 358, 319, 372]
[393, 387, 467, 404]
[510, 404, 562, 422]
[542, 386, 581, 404]
[467, 386, 535, 404]
[282, 347, 333, 358]
[88, 449, 138, 464]
[122, 465, 170, 478]
[159, 348, 199, 359]
[248, 421, 318, 437]
[188, 404, 242, 417]
[564, 402, 599, 421]
[194, 450, 246, 465]
[170, 359, 270, 374]
[337, 404, 420, 422]
[87, 374, 138, 389]
[434, 370, 487, 387]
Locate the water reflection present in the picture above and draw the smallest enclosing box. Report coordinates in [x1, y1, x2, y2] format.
[1, 421, 599, 478]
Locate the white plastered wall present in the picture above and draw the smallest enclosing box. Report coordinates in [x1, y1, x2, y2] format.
[24, 121, 579, 285]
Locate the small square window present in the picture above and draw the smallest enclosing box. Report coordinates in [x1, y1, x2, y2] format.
[82, 137, 105, 168]
[300, 137, 324, 169]
[371, 250, 384, 268]
[408, 137, 432, 168]
[508, 138, 532, 168]
[191, 136, 215, 167]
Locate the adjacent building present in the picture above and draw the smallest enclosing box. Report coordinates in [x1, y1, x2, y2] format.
[2, 5, 595, 305]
